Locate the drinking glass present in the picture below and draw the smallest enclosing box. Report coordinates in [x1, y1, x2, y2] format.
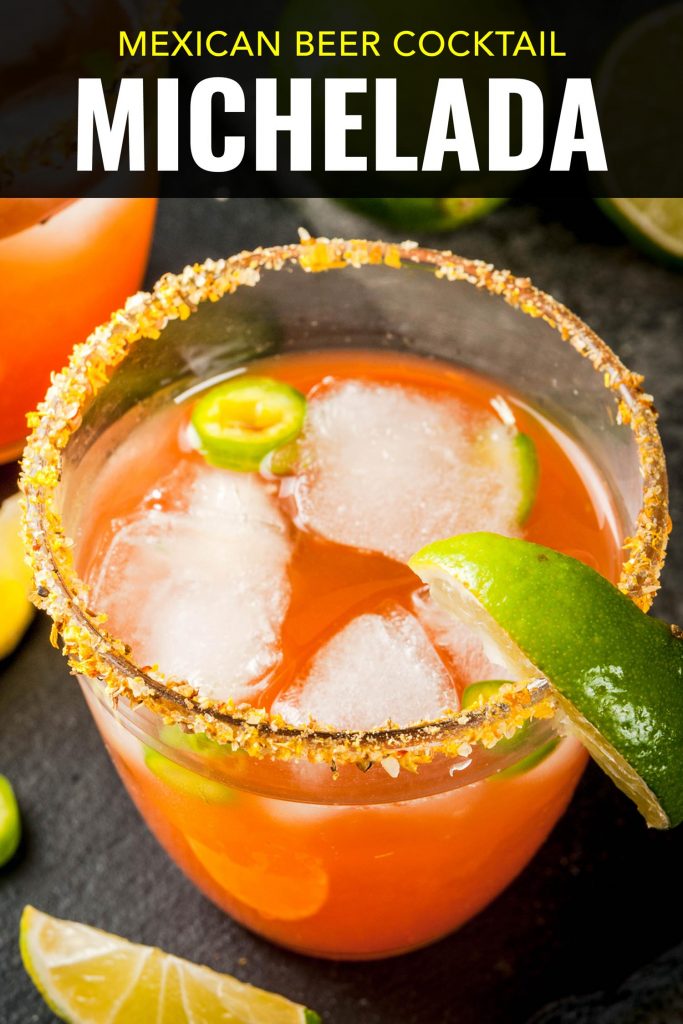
[0, 197, 157, 461]
[21, 238, 668, 959]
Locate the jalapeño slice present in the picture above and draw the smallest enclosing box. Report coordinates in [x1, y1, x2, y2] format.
[191, 376, 306, 472]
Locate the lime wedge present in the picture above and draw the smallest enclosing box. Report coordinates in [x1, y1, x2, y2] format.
[599, 199, 683, 266]
[191, 376, 307, 472]
[0, 493, 34, 660]
[20, 905, 321, 1024]
[339, 197, 506, 233]
[409, 533, 683, 828]
[477, 425, 539, 526]
[0, 774, 21, 866]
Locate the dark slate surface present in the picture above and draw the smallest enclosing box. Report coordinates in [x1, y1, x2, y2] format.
[1, 198, 682, 1023]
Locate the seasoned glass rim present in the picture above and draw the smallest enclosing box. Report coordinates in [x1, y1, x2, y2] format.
[19, 235, 670, 769]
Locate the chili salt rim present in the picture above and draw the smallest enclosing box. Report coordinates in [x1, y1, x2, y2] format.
[19, 236, 670, 768]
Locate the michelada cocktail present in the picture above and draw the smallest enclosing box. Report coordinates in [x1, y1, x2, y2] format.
[21, 238, 668, 959]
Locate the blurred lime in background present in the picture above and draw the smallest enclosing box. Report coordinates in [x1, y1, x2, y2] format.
[598, 199, 683, 269]
[339, 197, 506, 233]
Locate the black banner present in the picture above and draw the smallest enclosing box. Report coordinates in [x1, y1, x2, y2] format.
[1, 0, 681, 198]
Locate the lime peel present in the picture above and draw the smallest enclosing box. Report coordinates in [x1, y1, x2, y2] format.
[514, 432, 539, 524]
[476, 421, 539, 527]
[409, 533, 683, 829]
[0, 774, 21, 866]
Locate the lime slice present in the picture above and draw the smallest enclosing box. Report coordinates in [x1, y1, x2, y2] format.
[188, 837, 329, 922]
[20, 905, 320, 1023]
[144, 746, 235, 803]
[0, 774, 21, 866]
[159, 723, 226, 757]
[494, 738, 559, 780]
[409, 533, 683, 828]
[340, 197, 505, 233]
[599, 199, 683, 266]
[477, 425, 539, 526]
[191, 376, 307, 472]
[461, 679, 511, 710]
[513, 433, 539, 524]
[0, 493, 34, 660]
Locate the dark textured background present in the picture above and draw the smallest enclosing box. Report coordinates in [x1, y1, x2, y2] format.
[1, 198, 682, 1023]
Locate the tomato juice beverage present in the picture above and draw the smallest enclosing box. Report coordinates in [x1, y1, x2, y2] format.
[77, 350, 614, 956]
[0, 197, 157, 461]
[21, 239, 668, 959]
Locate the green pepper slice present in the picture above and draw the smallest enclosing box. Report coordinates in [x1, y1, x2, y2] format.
[191, 376, 306, 472]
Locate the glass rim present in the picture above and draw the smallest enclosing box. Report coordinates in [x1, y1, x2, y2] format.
[19, 234, 670, 769]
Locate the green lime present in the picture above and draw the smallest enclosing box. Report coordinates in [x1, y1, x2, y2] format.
[409, 533, 683, 828]
[191, 376, 307, 472]
[595, 5, 682, 264]
[476, 426, 539, 526]
[144, 747, 235, 804]
[513, 433, 539, 524]
[598, 199, 683, 268]
[494, 739, 560, 780]
[339, 197, 506, 233]
[462, 679, 557, 777]
[461, 679, 510, 710]
[0, 773, 21, 866]
[462, 678, 528, 755]
[159, 724, 226, 758]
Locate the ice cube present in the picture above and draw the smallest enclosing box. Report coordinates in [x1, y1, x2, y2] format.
[290, 380, 521, 562]
[412, 590, 515, 685]
[90, 462, 292, 704]
[272, 605, 457, 730]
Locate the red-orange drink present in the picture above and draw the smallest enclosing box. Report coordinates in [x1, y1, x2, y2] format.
[0, 197, 157, 460]
[77, 349, 619, 958]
